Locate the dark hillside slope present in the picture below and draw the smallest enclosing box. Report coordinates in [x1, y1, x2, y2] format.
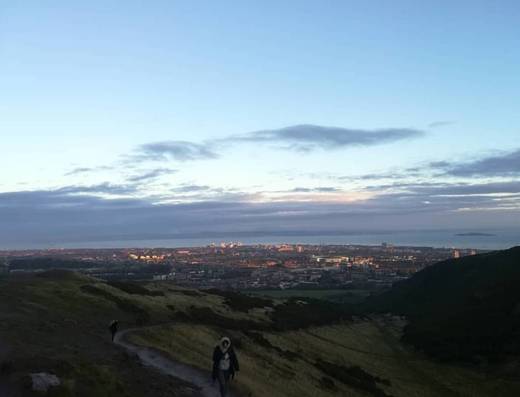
[366, 246, 520, 362]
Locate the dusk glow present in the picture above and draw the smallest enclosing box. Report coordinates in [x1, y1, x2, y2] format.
[1, 1, 519, 247]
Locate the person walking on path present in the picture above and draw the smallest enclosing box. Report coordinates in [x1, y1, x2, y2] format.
[212, 337, 239, 397]
[109, 320, 119, 342]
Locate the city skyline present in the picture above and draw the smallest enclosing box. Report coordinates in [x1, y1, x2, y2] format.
[1, 1, 519, 247]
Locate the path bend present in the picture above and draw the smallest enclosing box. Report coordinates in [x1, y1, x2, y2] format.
[115, 328, 242, 397]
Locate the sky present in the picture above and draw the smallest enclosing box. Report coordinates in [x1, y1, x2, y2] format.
[1, 1, 520, 248]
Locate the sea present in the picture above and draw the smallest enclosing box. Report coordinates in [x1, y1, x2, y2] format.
[8, 228, 519, 251]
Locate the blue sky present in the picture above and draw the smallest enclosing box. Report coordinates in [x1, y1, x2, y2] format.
[1, 1, 519, 247]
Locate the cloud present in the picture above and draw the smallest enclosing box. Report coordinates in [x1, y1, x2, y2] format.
[64, 166, 113, 176]
[57, 183, 139, 196]
[371, 180, 520, 196]
[428, 161, 450, 168]
[0, 188, 144, 210]
[1, 178, 519, 248]
[428, 121, 455, 128]
[132, 141, 218, 162]
[64, 167, 93, 176]
[337, 148, 520, 183]
[126, 168, 177, 182]
[163, 185, 251, 202]
[128, 124, 425, 163]
[431, 149, 520, 177]
[333, 166, 425, 183]
[418, 181, 520, 196]
[171, 184, 212, 193]
[289, 187, 340, 193]
[226, 124, 425, 152]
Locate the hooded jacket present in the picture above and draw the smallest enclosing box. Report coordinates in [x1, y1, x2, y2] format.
[212, 337, 239, 380]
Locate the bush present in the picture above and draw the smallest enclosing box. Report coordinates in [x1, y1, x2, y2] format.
[0, 360, 13, 374]
[270, 298, 352, 330]
[245, 331, 301, 360]
[205, 289, 273, 312]
[107, 281, 164, 297]
[180, 306, 266, 331]
[314, 359, 392, 397]
[318, 377, 337, 391]
[168, 288, 203, 297]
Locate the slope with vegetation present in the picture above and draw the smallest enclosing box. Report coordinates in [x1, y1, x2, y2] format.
[366, 246, 520, 364]
[1, 264, 520, 396]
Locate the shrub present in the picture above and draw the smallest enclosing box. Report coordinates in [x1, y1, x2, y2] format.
[314, 359, 392, 397]
[318, 377, 337, 391]
[180, 306, 266, 331]
[244, 331, 301, 360]
[205, 289, 273, 312]
[107, 281, 164, 297]
[270, 298, 352, 330]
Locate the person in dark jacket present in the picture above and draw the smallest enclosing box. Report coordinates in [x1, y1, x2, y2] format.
[109, 320, 119, 342]
[212, 336, 239, 397]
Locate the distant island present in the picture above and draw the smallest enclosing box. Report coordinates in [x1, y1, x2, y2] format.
[455, 232, 496, 237]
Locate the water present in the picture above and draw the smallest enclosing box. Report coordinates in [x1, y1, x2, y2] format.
[9, 228, 519, 250]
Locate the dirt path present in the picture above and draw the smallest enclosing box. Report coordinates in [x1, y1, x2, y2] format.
[115, 328, 242, 397]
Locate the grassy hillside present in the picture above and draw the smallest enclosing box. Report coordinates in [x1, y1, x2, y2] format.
[1, 269, 520, 396]
[129, 317, 520, 397]
[365, 246, 520, 363]
[0, 271, 200, 397]
[246, 288, 372, 304]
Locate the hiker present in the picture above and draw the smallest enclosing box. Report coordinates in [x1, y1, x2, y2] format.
[212, 336, 239, 397]
[109, 320, 119, 342]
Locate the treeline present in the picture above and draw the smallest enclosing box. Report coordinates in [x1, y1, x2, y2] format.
[9, 257, 98, 270]
[8, 257, 171, 280]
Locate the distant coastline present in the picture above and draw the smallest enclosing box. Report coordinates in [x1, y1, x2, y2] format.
[2, 229, 518, 251]
[455, 232, 496, 237]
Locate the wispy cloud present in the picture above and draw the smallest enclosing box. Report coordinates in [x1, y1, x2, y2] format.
[57, 183, 139, 196]
[64, 165, 113, 176]
[368, 180, 520, 196]
[128, 124, 426, 163]
[431, 148, 520, 177]
[289, 186, 341, 193]
[132, 141, 218, 162]
[126, 168, 177, 182]
[170, 184, 213, 193]
[225, 124, 425, 152]
[428, 120, 455, 128]
[64, 167, 93, 176]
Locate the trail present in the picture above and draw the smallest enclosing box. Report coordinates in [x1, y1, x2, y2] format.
[115, 328, 241, 397]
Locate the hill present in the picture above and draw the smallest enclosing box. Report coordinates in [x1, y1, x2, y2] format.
[1, 270, 520, 396]
[365, 246, 520, 363]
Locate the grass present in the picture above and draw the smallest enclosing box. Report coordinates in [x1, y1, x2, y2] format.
[205, 289, 274, 311]
[0, 272, 201, 397]
[247, 288, 373, 304]
[365, 247, 520, 363]
[314, 359, 392, 397]
[130, 317, 520, 397]
[2, 271, 520, 397]
[107, 281, 165, 297]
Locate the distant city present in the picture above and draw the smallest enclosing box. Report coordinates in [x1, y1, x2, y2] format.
[0, 243, 482, 291]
